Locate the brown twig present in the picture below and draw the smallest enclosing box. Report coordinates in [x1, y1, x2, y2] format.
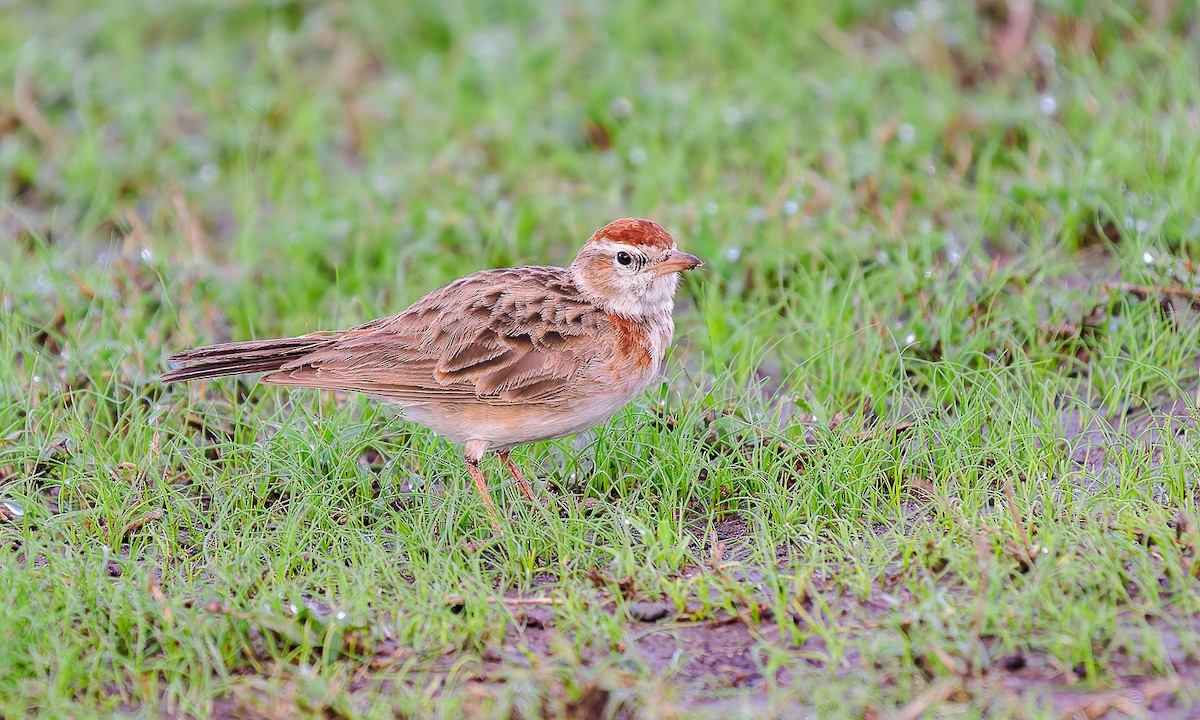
[1002, 478, 1034, 560]
[445, 595, 564, 607]
[119, 510, 163, 543]
[703, 613, 744, 629]
[1104, 282, 1200, 305]
[170, 188, 209, 254]
[853, 420, 917, 442]
[709, 530, 725, 575]
[895, 680, 961, 720]
[1058, 678, 1180, 720]
[12, 75, 61, 152]
[121, 207, 152, 256]
[148, 575, 174, 627]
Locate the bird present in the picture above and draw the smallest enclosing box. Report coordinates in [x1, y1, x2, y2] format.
[162, 218, 702, 520]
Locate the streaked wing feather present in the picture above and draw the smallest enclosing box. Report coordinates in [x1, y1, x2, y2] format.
[261, 267, 608, 404]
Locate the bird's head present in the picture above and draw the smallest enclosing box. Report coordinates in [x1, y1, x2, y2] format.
[569, 218, 703, 320]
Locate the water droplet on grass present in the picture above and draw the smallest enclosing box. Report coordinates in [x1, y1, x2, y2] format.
[611, 97, 633, 118]
[705, 201, 719, 216]
[267, 29, 287, 54]
[898, 123, 916, 144]
[918, 0, 943, 20]
[1143, 252, 1155, 265]
[724, 246, 742, 262]
[893, 9, 918, 33]
[627, 147, 647, 166]
[1039, 94, 1058, 116]
[782, 199, 800, 216]
[199, 164, 218, 185]
[372, 174, 396, 196]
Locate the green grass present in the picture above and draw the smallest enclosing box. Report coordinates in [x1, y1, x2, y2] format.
[3, 0, 1200, 717]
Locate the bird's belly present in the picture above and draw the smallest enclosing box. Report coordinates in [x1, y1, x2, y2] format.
[395, 392, 638, 450]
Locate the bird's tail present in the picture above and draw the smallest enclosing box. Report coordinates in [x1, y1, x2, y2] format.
[161, 334, 337, 383]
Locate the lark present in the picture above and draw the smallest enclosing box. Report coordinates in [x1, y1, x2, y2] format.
[163, 218, 702, 517]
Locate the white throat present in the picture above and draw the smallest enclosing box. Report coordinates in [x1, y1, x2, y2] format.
[569, 264, 679, 321]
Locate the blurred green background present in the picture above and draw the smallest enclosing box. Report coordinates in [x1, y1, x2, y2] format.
[3, 1, 1200, 717]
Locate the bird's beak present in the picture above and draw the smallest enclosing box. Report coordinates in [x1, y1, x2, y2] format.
[652, 250, 704, 276]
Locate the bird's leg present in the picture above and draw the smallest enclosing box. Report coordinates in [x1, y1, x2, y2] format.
[464, 440, 499, 527]
[498, 450, 538, 504]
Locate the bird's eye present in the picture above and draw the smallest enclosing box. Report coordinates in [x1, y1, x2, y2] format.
[616, 251, 633, 266]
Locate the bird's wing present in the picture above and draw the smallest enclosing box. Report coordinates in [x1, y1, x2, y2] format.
[261, 267, 614, 404]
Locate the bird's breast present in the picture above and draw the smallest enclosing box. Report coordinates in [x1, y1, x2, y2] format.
[604, 312, 673, 391]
